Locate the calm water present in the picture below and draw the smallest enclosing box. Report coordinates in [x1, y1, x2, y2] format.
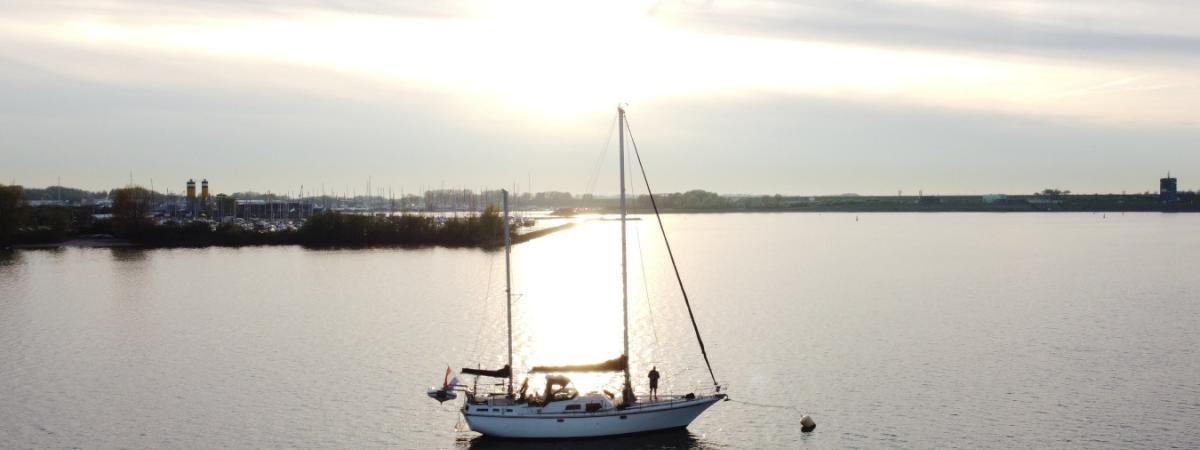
[2, 213, 1199, 449]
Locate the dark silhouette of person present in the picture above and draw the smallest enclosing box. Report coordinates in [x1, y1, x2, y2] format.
[648, 366, 660, 401]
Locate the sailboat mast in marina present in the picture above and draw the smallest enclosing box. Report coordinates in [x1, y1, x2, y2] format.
[427, 106, 725, 439]
[619, 104, 633, 406]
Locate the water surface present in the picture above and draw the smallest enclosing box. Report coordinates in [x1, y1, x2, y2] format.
[2, 213, 1198, 448]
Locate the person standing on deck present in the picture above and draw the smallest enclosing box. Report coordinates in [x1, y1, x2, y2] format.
[648, 366, 660, 401]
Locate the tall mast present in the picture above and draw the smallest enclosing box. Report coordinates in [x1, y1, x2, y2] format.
[619, 106, 632, 402]
[502, 189, 514, 396]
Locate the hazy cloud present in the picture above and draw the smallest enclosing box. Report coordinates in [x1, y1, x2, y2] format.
[1, 0, 1197, 193]
[0, 0, 473, 20]
[653, 0, 1200, 61]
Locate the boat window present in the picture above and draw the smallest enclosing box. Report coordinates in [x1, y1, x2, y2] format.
[564, 404, 581, 411]
[492, 409, 500, 412]
[505, 409, 513, 412]
[585, 403, 602, 412]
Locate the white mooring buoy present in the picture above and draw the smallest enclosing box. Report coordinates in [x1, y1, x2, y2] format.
[800, 415, 816, 432]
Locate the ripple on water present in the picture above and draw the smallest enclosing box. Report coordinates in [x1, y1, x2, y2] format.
[1, 215, 1199, 448]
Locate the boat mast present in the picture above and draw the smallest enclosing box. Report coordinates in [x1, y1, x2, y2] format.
[503, 189, 514, 396]
[619, 106, 632, 403]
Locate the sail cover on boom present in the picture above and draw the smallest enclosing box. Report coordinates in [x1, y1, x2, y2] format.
[529, 355, 627, 373]
[461, 364, 511, 378]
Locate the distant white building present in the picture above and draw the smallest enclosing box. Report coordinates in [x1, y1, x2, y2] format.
[28, 200, 69, 207]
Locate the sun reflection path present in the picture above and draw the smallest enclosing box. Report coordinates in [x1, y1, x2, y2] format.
[511, 220, 624, 392]
[497, 217, 711, 396]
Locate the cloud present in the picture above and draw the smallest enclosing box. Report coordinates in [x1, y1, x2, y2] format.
[0, 0, 472, 20]
[1, 0, 1197, 193]
[652, 0, 1200, 61]
[631, 92, 1200, 195]
[6, 1, 1196, 127]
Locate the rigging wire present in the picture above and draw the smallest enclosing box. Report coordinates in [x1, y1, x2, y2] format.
[726, 398, 817, 431]
[624, 114, 721, 391]
[727, 398, 804, 412]
[583, 114, 618, 196]
[628, 153, 667, 391]
[632, 185, 662, 354]
[633, 222, 670, 394]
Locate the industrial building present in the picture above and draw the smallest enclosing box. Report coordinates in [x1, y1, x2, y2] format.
[186, 179, 196, 215]
[184, 178, 215, 218]
[1160, 172, 1178, 203]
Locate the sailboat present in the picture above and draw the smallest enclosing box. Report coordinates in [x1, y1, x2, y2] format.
[429, 106, 724, 439]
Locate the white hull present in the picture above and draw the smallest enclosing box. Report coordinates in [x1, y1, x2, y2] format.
[463, 395, 723, 439]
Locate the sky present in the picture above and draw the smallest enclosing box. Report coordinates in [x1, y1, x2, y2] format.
[1, 0, 1198, 196]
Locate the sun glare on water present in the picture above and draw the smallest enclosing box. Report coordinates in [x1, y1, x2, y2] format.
[510, 220, 629, 392]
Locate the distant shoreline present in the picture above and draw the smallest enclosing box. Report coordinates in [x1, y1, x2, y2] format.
[628, 208, 1200, 213]
[4, 204, 1195, 252]
[618, 193, 1199, 214]
[592, 206, 1200, 214]
[11, 236, 136, 249]
[8, 222, 580, 251]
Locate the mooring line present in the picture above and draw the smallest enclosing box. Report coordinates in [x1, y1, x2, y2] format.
[728, 398, 803, 412]
[727, 398, 818, 432]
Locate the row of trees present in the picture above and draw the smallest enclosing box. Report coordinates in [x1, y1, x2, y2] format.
[20, 186, 108, 203]
[1, 184, 170, 246]
[121, 209, 508, 247]
[1035, 188, 1073, 197]
[4, 185, 509, 248]
[104, 185, 508, 247]
[112, 187, 155, 237]
[0, 185, 22, 244]
[298, 208, 506, 246]
[1, 184, 107, 245]
[629, 190, 732, 210]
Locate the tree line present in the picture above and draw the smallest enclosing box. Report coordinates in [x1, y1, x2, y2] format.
[2, 185, 509, 248]
[1, 184, 112, 245]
